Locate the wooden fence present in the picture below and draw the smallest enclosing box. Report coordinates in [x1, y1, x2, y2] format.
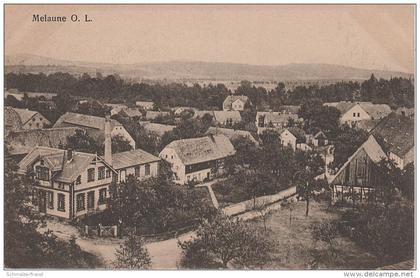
[83, 224, 118, 237]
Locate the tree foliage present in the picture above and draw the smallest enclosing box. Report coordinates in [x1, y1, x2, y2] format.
[114, 234, 151, 269]
[178, 213, 275, 269]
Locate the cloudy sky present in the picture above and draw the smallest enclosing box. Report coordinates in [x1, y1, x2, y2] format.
[5, 4, 415, 72]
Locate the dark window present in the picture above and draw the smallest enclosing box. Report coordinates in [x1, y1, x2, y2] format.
[87, 191, 95, 209]
[98, 166, 105, 180]
[76, 175, 81, 185]
[35, 166, 49, 181]
[87, 168, 95, 182]
[32, 189, 38, 206]
[57, 194, 65, 211]
[135, 166, 140, 177]
[47, 191, 54, 209]
[145, 164, 151, 176]
[98, 188, 107, 205]
[76, 193, 85, 211]
[106, 169, 111, 178]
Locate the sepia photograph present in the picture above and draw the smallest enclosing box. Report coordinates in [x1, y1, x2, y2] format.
[3, 3, 416, 272]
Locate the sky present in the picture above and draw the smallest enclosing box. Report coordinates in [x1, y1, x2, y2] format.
[5, 4, 415, 73]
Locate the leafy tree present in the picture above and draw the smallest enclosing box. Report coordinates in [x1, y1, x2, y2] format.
[295, 151, 326, 216]
[311, 221, 339, 258]
[111, 135, 133, 153]
[178, 213, 275, 269]
[66, 129, 101, 154]
[346, 199, 414, 265]
[298, 98, 340, 135]
[114, 234, 151, 269]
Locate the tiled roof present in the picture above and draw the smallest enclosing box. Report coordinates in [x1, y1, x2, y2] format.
[145, 111, 170, 120]
[140, 122, 176, 137]
[18, 146, 100, 183]
[5, 127, 80, 155]
[111, 149, 160, 170]
[256, 111, 299, 124]
[277, 105, 300, 114]
[53, 112, 121, 130]
[371, 113, 414, 157]
[223, 95, 249, 110]
[359, 103, 392, 119]
[121, 108, 143, 118]
[163, 134, 235, 165]
[324, 101, 356, 114]
[283, 127, 306, 143]
[213, 111, 242, 123]
[206, 127, 258, 144]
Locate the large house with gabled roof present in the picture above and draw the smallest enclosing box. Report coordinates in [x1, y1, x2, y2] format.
[17, 116, 160, 219]
[53, 112, 135, 148]
[324, 101, 391, 126]
[159, 134, 235, 184]
[5, 106, 51, 132]
[18, 146, 117, 219]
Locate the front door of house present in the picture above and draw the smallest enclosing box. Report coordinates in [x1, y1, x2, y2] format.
[87, 191, 95, 210]
[38, 190, 47, 213]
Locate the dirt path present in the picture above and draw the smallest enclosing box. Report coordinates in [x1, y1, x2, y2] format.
[43, 186, 297, 269]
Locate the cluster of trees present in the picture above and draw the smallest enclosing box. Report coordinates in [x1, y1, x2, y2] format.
[4, 156, 101, 268]
[102, 174, 216, 235]
[214, 134, 326, 215]
[6, 73, 414, 115]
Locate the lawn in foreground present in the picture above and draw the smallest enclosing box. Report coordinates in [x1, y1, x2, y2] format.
[247, 200, 380, 270]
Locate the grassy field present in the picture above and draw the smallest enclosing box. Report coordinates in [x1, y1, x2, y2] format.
[247, 200, 380, 270]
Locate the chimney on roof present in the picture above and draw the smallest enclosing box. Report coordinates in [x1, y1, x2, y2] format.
[104, 115, 112, 165]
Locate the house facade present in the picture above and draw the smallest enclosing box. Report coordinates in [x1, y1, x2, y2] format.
[329, 135, 387, 204]
[223, 95, 249, 111]
[324, 101, 391, 125]
[159, 134, 235, 184]
[18, 147, 117, 219]
[136, 101, 155, 110]
[256, 111, 299, 134]
[112, 149, 160, 183]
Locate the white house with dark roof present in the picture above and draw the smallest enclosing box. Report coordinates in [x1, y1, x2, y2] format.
[53, 112, 135, 148]
[159, 134, 235, 184]
[5, 106, 51, 131]
[324, 101, 391, 125]
[17, 146, 117, 219]
[223, 95, 250, 111]
[112, 149, 160, 183]
[17, 116, 160, 219]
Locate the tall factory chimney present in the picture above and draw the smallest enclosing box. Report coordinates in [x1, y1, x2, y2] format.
[104, 115, 112, 165]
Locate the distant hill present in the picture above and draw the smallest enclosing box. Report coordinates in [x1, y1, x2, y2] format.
[5, 54, 413, 81]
